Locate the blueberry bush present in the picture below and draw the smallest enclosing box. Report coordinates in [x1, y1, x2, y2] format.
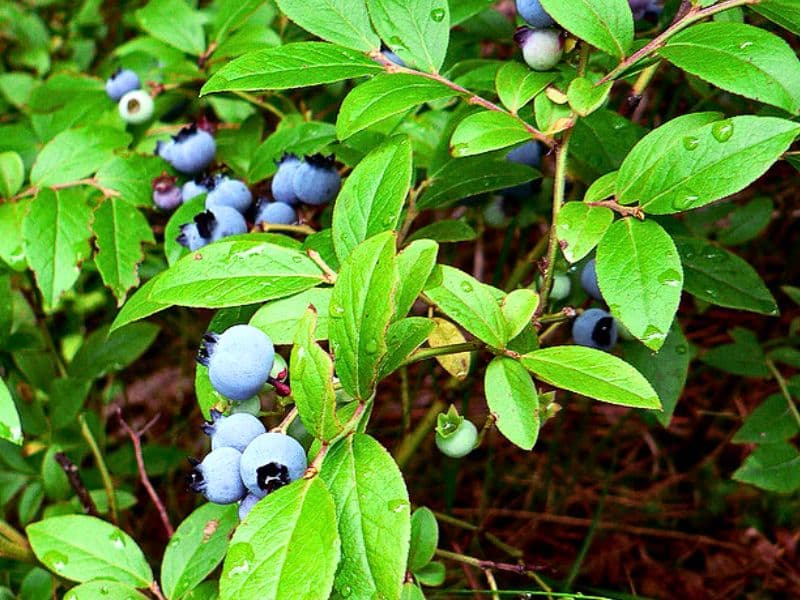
[1, 0, 799, 598]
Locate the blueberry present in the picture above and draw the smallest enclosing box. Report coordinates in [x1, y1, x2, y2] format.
[176, 207, 245, 251]
[515, 0, 555, 28]
[118, 90, 154, 125]
[254, 199, 297, 226]
[580, 258, 603, 301]
[187, 447, 247, 504]
[152, 173, 182, 211]
[197, 325, 275, 402]
[238, 493, 260, 521]
[629, 0, 653, 19]
[483, 198, 510, 229]
[435, 419, 478, 459]
[292, 154, 341, 206]
[514, 27, 564, 72]
[239, 432, 307, 498]
[156, 124, 216, 174]
[507, 141, 542, 168]
[202, 409, 266, 453]
[105, 68, 140, 101]
[205, 176, 252, 214]
[208, 206, 248, 241]
[177, 221, 208, 251]
[182, 177, 210, 201]
[271, 154, 301, 205]
[382, 48, 406, 67]
[572, 308, 618, 351]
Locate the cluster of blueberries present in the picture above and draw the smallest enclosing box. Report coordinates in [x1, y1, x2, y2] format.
[189, 324, 307, 519]
[513, 0, 662, 71]
[146, 118, 341, 251]
[573, 258, 619, 352]
[105, 68, 154, 125]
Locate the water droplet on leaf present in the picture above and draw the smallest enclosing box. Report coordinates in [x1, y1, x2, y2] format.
[682, 136, 700, 151]
[430, 8, 445, 21]
[711, 120, 734, 142]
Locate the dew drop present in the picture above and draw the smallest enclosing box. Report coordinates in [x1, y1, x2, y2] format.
[672, 194, 699, 211]
[642, 325, 666, 344]
[292, 255, 304, 264]
[657, 269, 681, 287]
[711, 119, 734, 142]
[109, 530, 126, 549]
[44, 550, 69, 572]
[682, 136, 700, 151]
[340, 585, 353, 597]
[365, 339, 378, 354]
[704, 288, 717, 297]
[226, 543, 255, 577]
[702, 246, 727, 262]
[331, 304, 345, 317]
[387, 498, 409, 513]
[675, 344, 688, 355]
[739, 41, 753, 49]
[460, 281, 473, 293]
[430, 7, 446, 21]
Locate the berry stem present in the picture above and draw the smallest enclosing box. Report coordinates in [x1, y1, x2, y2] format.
[434, 548, 547, 579]
[272, 406, 299, 434]
[79, 414, 118, 525]
[306, 249, 338, 283]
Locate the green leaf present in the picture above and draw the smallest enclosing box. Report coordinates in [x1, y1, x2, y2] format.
[320, 434, 411, 600]
[0, 378, 22, 446]
[753, 0, 800, 36]
[212, 0, 269, 44]
[0, 199, 29, 271]
[584, 171, 617, 203]
[449, 0, 493, 25]
[23, 189, 94, 312]
[701, 327, 769, 377]
[250, 288, 332, 344]
[96, 154, 166, 208]
[495, 62, 555, 113]
[368, 0, 449, 72]
[93, 199, 155, 305]
[555, 202, 613, 264]
[408, 507, 438, 572]
[540, 0, 633, 58]
[395, 239, 439, 319]
[275, 0, 379, 52]
[248, 121, 336, 182]
[291, 308, 342, 441]
[110, 275, 170, 333]
[202, 42, 383, 94]
[567, 77, 612, 117]
[329, 232, 397, 401]
[26, 515, 152, 586]
[164, 196, 205, 266]
[221, 478, 340, 599]
[733, 393, 800, 444]
[64, 581, 149, 600]
[336, 74, 457, 140]
[500, 289, 539, 342]
[570, 110, 645, 182]
[30, 127, 131, 187]
[717, 196, 773, 246]
[622, 321, 690, 427]
[161, 503, 238, 600]
[485, 357, 539, 450]
[135, 0, 206, 55]
[674, 236, 778, 315]
[150, 239, 325, 308]
[401, 583, 426, 600]
[424, 265, 507, 348]
[379, 317, 436, 378]
[450, 110, 531, 157]
[520, 346, 661, 409]
[659, 22, 800, 115]
[333, 136, 413, 262]
[596, 219, 683, 351]
[407, 220, 476, 244]
[417, 156, 536, 210]
[0, 151, 24, 198]
[616, 115, 800, 214]
[732, 443, 800, 494]
[69, 323, 160, 380]
[415, 561, 445, 586]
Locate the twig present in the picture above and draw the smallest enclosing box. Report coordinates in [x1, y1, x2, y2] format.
[306, 249, 337, 283]
[394, 399, 447, 469]
[271, 406, 299, 434]
[79, 414, 118, 524]
[435, 548, 548, 577]
[54, 452, 100, 518]
[116, 409, 174, 538]
[766, 359, 800, 429]
[401, 341, 484, 367]
[585, 200, 644, 219]
[13, 178, 120, 201]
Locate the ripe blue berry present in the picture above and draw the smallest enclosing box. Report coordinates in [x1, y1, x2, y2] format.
[105, 68, 140, 101]
[238, 493, 260, 521]
[239, 432, 307, 498]
[580, 258, 603, 301]
[202, 409, 266, 453]
[118, 90, 154, 125]
[208, 206, 248, 241]
[177, 221, 208, 251]
[572, 308, 618, 351]
[197, 325, 275, 402]
[156, 124, 216, 174]
[271, 154, 301, 205]
[254, 199, 297, 226]
[435, 419, 478, 458]
[514, 27, 564, 71]
[515, 0, 555, 28]
[507, 141, 542, 168]
[382, 48, 406, 67]
[182, 178, 209, 201]
[629, 0, 660, 19]
[205, 176, 252, 214]
[188, 447, 247, 504]
[292, 154, 341, 206]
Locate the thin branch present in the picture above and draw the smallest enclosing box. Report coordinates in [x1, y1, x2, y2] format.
[271, 407, 299, 434]
[116, 409, 174, 538]
[766, 359, 800, 429]
[306, 249, 337, 283]
[435, 548, 548, 577]
[79, 414, 118, 524]
[54, 452, 100, 518]
[585, 199, 644, 219]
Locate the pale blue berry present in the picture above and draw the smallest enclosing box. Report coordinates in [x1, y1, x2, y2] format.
[515, 0, 555, 28]
[240, 432, 307, 498]
[254, 200, 296, 226]
[182, 178, 209, 201]
[238, 493, 260, 521]
[580, 258, 603, 301]
[271, 154, 301, 205]
[572, 308, 618, 351]
[105, 68, 140, 101]
[188, 447, 247, 504]
[205, 176, 252, 214]
[292, 154, 341, 206]
[515, 27, 564, 71]
[202, 409, 266, 453]
[157, 125, 216, 174]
